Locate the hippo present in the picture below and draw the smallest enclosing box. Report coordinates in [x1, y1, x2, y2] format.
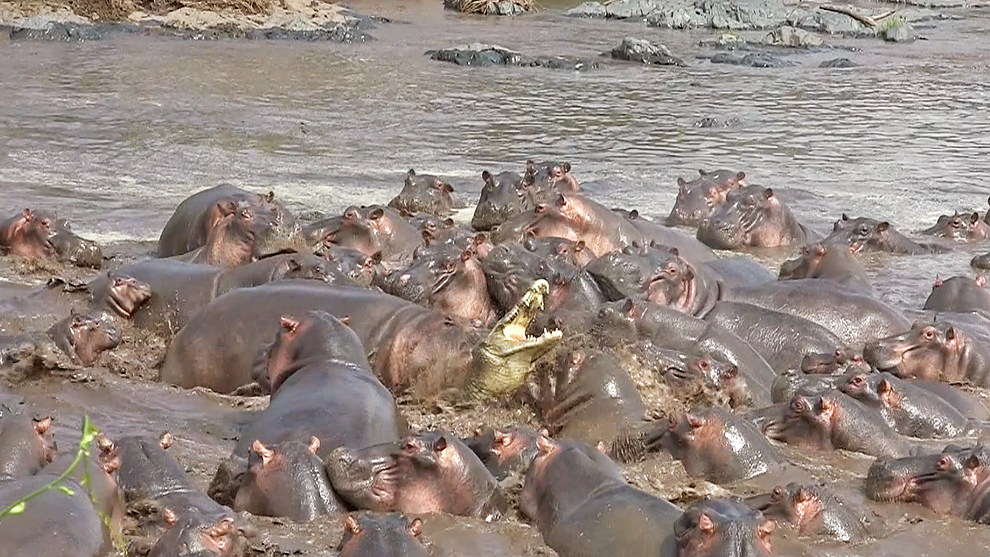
[801, 348, 869, 375]
[379, 245, 496, 327]
[585, 244, 696, 302]
[612, 213, 718, 264]
[0, 208, 102, 268]
[825, 215, 947, 254]
[157, 184, 296, 258]
[522, 237, 595, 268]
[173, 199, 302, 269]
[149, 509, 242, 557]
[519, 433, 682, 557]
[492, 193, 643, 257]
[463, 426, 539, 481]
[88, 254, 335, 335]
[838, 371, 974, 439]
[1, 311, 121, 369]
[778, 242, 873, 296]
[0, 412, 55, 479]
[233, 438, 343, 521]
[702, 256, 775, 288]
[471, 170, 528, 231]
[637, 342, 752, 409]
[208, 310, 403, 506]
[665, 169, 747, 228]
[911, 445, 990, 523]
[317, 245, 382, 287]
[408, 214, 479, 252]
[863, 445, 972, 503]
[923, 275, 990, 317]
[696, 185, 817, 250]
[115, 432, 234, 522]
[0, 433, 122, 557]
[673, 498, 776, 557]
[388, 169, 466, 217]
[662, 407, 783, 483]
[338, 512, 428, 557]
[770, 370, 848, 404]
[326, 205, 423, 270]
[762, 390, 914, 458]
[973, 252, 990, 271]
[598, 299, 775, 405]
[523, 160, 580, 193]
[541, 349, 647, 447]
[163, 278, 561, 401]
[722, 279, 911, 350]
[922, 211, 990, 241]
[745, 482, 871, 542]
[326, 430, 507, 520]
[863, 321, 990, 387]
[705, 301, 848, 375]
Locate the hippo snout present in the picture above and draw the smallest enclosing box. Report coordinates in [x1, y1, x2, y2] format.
[863, 340, 902, 371]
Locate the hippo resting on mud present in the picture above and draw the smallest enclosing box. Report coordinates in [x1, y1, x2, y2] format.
[0, 208, 102, 268]
[161, 278, 562, 401]
[0, 311, 121, 369]
[87, 253, 336, 336]
[156, 184, 300, 261]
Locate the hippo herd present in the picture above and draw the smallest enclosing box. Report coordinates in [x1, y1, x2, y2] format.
[3, 162, 990, 556]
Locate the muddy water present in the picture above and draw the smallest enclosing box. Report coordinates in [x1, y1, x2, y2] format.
[3, 1, 990, 555]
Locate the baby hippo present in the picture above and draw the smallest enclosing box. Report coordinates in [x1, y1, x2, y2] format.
[337, 512, 428, 557]
[149, 510, 241, 557]
[326, 430, 507, 520]
[745, 482, 872, 542]
[463, 426, 539, 481]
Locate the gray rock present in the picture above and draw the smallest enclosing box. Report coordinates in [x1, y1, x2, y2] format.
[879, 19, 916, 42]
[786, 8, 874, 35]
[709, 51, 796, 67]
[605, 0, 665, 18]
[762, 25, 825, 47]
[610, 37, 687, 66]
[819, 57, 857, 67]
[648, 0, 788, 30]
[426, 43, 601, 70]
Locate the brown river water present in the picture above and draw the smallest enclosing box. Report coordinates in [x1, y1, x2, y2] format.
[2, 0, 990, 555]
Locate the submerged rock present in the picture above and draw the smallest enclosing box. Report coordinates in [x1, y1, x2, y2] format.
[762, 25, 825, 47]
[820, 57, 857, 68]
[427, 43, 600, 70]
[878, 19, 916, 42]
[647, 0, 788, 30]
[610, 37, 687, 66]
[708, 51, 796, 67]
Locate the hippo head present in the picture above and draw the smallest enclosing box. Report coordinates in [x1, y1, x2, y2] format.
[862, 322, 961, 381]
[464, 426, 539, 481]
[864, 445, 970, 503]
[329, 205, 413, 259]
[779, 243, 828, 280]
[0, 414, 57, 478]
[523, 237, 592, 268]
[800, 347, 867, 375]
[326, 442, 400, 512]
[480, 244, 571, 314]
[922, 211, 988, 241]
[922, 275, 990, 314]
[153, 510, 241, 557]
[338, 512, 426, 557]
[697, 185, 783, 250]
[268, 254, 334, 284]
[913, 446, 990, 515]
[763, 391, 864, 452]
[662, 407, 778, 483]
[409, 214, 461, 247]
[233, 438, 338, 522]
[0, 209, 56, 258]
[472, 170, 528, 231]
[630, 248, 699, 314]
[50, 311, 122, 367]
[521, 194, 594, 246]
[826, 215, 900, 252]
[674, 498, 775, 557]
[318, 246, 381, 287]
[101, 274, 153, 318]
[265, 311, 363, 395]
[383, 245, 493, 326]
[388, 169, 464, 217]
[836, 372, 885, 408]
[744, 483, 828, 536]
[591, 299, 641, 344]
[654, 349, 751, 409]
[523, 160, 578, 193]
[667, 170, 747, 227]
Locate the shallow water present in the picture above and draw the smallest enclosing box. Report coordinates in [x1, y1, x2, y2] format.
[3, 1, 990, 555]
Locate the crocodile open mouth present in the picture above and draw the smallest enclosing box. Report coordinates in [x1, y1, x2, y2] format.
[495, 278, 562, 345]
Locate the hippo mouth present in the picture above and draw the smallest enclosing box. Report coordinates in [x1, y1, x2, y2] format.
[326, 446, 399, 511]
[467, 278, 562, 401]
[646, 274, 696, 313]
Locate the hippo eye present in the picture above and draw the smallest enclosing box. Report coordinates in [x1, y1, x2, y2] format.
[858, 225, 869, 235]
[923, 328, 936, 340]
[771, 487, 784, 500]
[789, 398, 806, 414]
[697, 359, 710, 370]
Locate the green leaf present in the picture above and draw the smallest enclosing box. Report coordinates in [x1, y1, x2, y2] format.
[57, 485, 75, 496]
[7, 502, 26, 515]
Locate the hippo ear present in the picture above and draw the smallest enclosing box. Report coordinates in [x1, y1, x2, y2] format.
[421, 230, 434, 247]
[407, 168, 416, 177]
[263, 191, 275, 203]
[408, 518, 423, 537]
[21, 208, 33, 220]
[340, 315, 351, 326]
[596, 441, 607, 454]
[162, 508, 178, 528]
[877, 378, 894, 397]
[946, 326, 957, 341]
[33, 416, 52, 435]
[794, 487, 813, 503]
[965, 454, 982, 470]
[629, 209, 639, 220]
[159, 432, 174, 450]
[973, 212, 981, 224]
[817, 396, 836, 416]
[621, 298, 635, 315]
[698, 169, 708, 176]
[344, 514, 361, 534]
[669, 247, 680, 258]
[758, 519, 777, 540]
[482, 170, 492, 182]
[841, 213, 849, 221]
[574, 240, 586, 253]
[561, 162, 571, 173]
[280, 316, 300, 334]
[308, 436, 321, 455]
[432, 436, 448, 452]
[697, 513, 715, 534]
[442, 218, 455, 228]
[978, 275, 987, 288]
[763, 188, 774, 199]
[555, 193, 568, 208]
[217, 200, 238, 216]
[369, 207, 385, 221]
[735, 171, 746, 181]
[677, 177, 687, 190]
[251, 440, 275, 465]
[369, 252, 383, 265]
[934, 275, 943, 288]
[685, 413, 704, 428]
[876, 222, 890, 233]
[536, 430, 555, 455]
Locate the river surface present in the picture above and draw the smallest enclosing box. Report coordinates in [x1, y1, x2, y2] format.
[2, 1, 990, 556]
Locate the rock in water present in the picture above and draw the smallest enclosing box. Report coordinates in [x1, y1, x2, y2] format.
[820, 58, 857, 68]
[610, 37, 686, 66]
[879, 19, 915, 42]
[762, 25, 824, 47]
